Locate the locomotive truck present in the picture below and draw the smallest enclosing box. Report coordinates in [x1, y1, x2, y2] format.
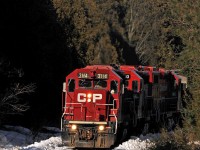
[61, 65, 187, 148]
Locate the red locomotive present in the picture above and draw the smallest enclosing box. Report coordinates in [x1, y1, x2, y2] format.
[61, 65, 187, 148]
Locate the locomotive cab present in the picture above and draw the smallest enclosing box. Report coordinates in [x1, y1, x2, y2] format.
[120, 65, 144, 127]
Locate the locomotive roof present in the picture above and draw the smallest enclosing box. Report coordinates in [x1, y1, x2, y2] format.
[84, 65, 116, 70]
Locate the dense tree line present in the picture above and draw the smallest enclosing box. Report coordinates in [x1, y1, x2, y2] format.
[0, 0, 72, 127]
[1, 1, 200, 148]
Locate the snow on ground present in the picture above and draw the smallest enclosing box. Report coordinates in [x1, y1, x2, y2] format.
[21, 137, 71, 150]
[0, 125, 159, 150]
[115, 134, 160, 150]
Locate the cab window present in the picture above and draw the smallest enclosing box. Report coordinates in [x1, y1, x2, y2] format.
[94, 80, 107, 88]
[111, 80, 118, 94]
[68, 79, 75, 92]
[132, 80, 138, 92]
[79, 79, 92, 88]
[125, 80, 129, 88]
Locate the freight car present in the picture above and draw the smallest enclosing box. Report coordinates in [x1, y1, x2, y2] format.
[61, 65, 187, 148]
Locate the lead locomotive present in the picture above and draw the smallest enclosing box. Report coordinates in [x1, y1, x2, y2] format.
[61, 65, 187, 148]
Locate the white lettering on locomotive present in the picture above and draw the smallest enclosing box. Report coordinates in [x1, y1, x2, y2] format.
[77, 93, 86, 102]
[77, 93, 102, 102]
[93, 94, 102, 102]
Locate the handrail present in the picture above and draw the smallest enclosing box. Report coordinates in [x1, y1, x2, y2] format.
[61, 102, 84, 130]
[61, 99, 118, 133]
[96, 99, 118, 134]
[113, 111, 117, 134]
[96, 103, 113, 106]
[64, 102, 83, 114]
[96, 99, 117, 108]
[112, 99, 118, 134]
[62, 103, 83, 121]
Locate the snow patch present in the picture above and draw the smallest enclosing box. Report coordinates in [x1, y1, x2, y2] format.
[21, 136, 71, 150]
[114, 133, 159, 150]
[0, 125, 161, 150]
[115, 138, 155, 150]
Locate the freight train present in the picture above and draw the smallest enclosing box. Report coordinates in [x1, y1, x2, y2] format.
[61, 65, 187, 148]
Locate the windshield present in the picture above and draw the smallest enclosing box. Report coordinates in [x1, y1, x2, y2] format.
[79, 79, 92, 88]
[94, 80, 107, 89]
[78, 79, 107, 89]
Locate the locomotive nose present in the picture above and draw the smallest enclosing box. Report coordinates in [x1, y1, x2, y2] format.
[74, 89, 108, 121]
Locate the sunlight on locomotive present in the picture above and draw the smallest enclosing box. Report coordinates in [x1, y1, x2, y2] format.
[98, 125, 105, 131]
[87, 93, 92, 98]
[87, 93, 92, 102]
[71, 124, 77, 130]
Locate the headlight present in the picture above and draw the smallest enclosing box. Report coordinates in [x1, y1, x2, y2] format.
[98, 125, 105, 131]
[71, 124, 77, 130]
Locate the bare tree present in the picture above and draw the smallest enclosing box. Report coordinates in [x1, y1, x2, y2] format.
[124, 0, 168, 65]
[0, 58, 36, 124]
[0, 83, 35, 115]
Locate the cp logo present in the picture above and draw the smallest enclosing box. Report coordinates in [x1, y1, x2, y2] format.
[77, 93, 102, 103]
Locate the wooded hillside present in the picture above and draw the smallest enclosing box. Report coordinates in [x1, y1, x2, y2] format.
[1, 1, 200, 147]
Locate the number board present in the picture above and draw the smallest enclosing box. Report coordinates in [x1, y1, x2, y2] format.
[78, 73, 89, 78]
[96, 73, 108, 79]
